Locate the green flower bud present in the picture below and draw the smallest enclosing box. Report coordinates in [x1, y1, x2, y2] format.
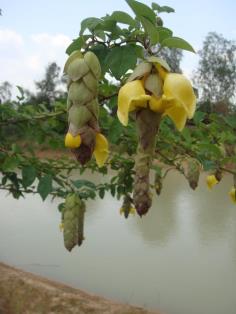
[64, 50, 83, 73]
[64, 50, 109, 167]
[84, 51, 101, 79]
[185, 158, 201, 190]
[144, 73, 163, 98]
[82, 71, 98, 94]
[86, 99, 99, 119]
[68, 81, 94, 105]
[67, 58, 90, 81]
[63, 193, 85, 251]
[68, 105, 92, 129]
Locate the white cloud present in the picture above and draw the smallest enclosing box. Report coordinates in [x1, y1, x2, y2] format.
[27, 55, 42, 71]
[31, 33, 71, 49]
[0, 29, 71, 97]
[0, 28, 24, 46]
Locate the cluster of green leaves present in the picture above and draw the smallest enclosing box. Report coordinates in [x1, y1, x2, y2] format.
[66, 0, 194, 82]
[156, 112, 236, 173]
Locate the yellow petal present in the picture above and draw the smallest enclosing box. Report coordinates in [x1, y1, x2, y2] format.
[206, 175, 219, 189]
[229, 187, 236, 203]
[130, 207, 136, 215]
[65, 132, 81, 148]
[149, 95, 164, 113]
[163, 73, 196, 119]
[163, 102, 188, 131]
[117, 80, 151, 126]
[94, 133, 109, 167]
[154, 63, 168, 80]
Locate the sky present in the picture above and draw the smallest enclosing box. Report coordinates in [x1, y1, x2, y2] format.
[0, 0, 236, 96]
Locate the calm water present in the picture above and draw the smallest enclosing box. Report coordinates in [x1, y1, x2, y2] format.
[0, 171, 236, 314]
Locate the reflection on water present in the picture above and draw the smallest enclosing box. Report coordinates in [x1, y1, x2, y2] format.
[0, 171, 236, 314]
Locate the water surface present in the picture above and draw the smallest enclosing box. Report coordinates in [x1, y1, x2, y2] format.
[0, 172, 236, 314]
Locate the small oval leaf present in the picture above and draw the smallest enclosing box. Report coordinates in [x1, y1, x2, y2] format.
[161, 36, 195, 53]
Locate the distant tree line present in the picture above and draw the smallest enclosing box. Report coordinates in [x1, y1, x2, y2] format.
[0, 32, 235, 115]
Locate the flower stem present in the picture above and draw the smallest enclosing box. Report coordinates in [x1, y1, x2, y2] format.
[133, 108, 161, 216]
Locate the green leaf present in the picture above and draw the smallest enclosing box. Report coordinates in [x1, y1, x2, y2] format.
[160, 6, 175, 13]
[152, 3, 175, 13]
[22, 166, 36, 188]
[2, 156, 19, 171]
[139, 16, 159, 45]
[224, 115, 236, 128]
[99, 188, 105, 199]
[58, 202, 65, 213]
[151, 3, 161, 12]
[11, 143, 21, 153]
[181, 128, 192, 143]
[93, 29, 106, 41]
[16, 85, 25, 101]
[193, 111, 206, 124]
[198, 143, 221, 157]
[161, 36, 195, 53]
[90, 44, 110, 74]
[126, 0, 156, 24]
[157, 26, 173, 42]
[201, 160, 216, 171]
[80, 17, 102, 35]
[66, 36, 89, 55]
[108, 118, 123, 143]
[72, 179, 96, 190]
[131, 44, 144, 58]
[106, 45, 137, 79]
[99, 18, 117, 32]
[110, 11, 136, 27]
[110, 184, 116, 197]
[37, 175, 52, 201]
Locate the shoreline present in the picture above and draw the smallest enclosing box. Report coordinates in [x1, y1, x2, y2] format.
[0, 262, 162, 314]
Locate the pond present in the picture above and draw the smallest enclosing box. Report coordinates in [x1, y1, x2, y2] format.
[0, 171, 236, 314]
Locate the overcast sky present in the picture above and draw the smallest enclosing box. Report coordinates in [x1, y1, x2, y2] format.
[0, 0, 235, 95]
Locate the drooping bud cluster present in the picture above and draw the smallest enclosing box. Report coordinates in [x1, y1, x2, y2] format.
[184, 158, 201, 190]
[61, 193, 85, 251]
[64, 50, 109, 167]
[117, 56, 196, 216]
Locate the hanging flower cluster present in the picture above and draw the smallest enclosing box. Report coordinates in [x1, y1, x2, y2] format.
[117, 57, 196, 216]
[61, 193, 85, 251]
[64, 50, 109, 167]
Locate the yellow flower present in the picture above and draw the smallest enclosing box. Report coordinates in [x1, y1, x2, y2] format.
[117, 59, 196, 131]
[120, 206, 136, 216]
[93, 133, 109, 167]
[117, 80, 151, 126]
[65, 132, 81, 148]
[229, 187, 236, 203]
[206, 175, 219, 189]
[150, 66, 196, 131]
[129, 207, 136, 215]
